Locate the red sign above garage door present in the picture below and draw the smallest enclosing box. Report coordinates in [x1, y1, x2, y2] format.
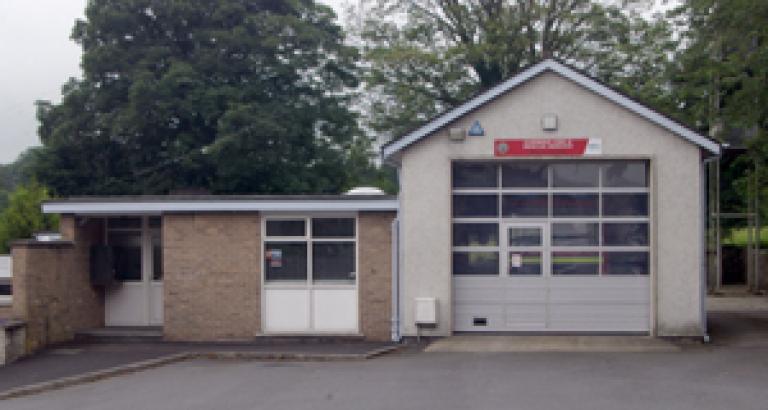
[494, 138, 601, 157]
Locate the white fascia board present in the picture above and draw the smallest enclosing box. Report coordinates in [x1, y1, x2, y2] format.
[42, 200, 399, 215]
[381, 59, 720, 158]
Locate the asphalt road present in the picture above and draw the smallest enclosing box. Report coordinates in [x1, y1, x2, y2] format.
[3, 344, 768, 410]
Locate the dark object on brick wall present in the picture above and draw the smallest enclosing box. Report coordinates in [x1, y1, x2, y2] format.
[90, 245, 115, 286]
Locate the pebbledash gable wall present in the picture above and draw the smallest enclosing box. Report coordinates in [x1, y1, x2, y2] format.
[162, 211, 396, 342]
[11, 216, 104, 352]
[163, 213, 262, 341]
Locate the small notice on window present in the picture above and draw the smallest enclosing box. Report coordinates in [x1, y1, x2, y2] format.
[267, 249, 283, 268]
[510, 254, 522, 268]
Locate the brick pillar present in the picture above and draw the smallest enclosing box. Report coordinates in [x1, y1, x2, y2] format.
[163, 213, 261, 341]
[11, 218, 104, 353]
[358, 212, 396, 341]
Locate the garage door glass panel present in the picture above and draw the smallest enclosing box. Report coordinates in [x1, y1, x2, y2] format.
[603, 252, 649, 275]
[453, 252, 499, 275]
[603, 161, 648, 187]
[602, 193, 649, 217]
[313, 242, 355, 281]
[265, 243, 308, 281]
[502, 163, 548, 187]
[312, 218, 355, 238]
[453, 194, 498, 217]
[603, 223, 649, 246]
[266, 220, 306, 237]
[552, 223, 599, 246]
[453, 163, 498, 188]
[502, 194, 548, 217]
[453, 223, 498, 246]
[508, 227, 542, 246]
[553, 194, 599, 217]
[552, 163, 599, 187]
[509, 252, 542, 275]
[552, 252, 599, 275]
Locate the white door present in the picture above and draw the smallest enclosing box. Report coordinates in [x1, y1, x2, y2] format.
[105, 216, 164, 326]
[454, 223, 549, 331]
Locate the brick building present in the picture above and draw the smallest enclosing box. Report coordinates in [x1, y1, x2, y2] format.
[10, 60, 720, 353]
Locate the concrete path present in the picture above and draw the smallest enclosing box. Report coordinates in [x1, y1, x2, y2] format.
[425, 335, 681, 353]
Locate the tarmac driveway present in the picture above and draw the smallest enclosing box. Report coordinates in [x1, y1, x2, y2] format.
[3, 345, 768, 410]
[2, 296, 767, 410]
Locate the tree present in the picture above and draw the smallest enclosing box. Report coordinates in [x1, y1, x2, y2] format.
[669, 0, 768, 217]
[0, 183, 59, 253]
[352, 0, 678, 138]
[35, 0, 369, 196]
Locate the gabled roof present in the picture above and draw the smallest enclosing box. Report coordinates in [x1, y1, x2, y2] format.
[382, 59, 721, 158]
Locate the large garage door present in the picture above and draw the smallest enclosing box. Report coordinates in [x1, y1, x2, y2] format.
[451, 161, 650, 333]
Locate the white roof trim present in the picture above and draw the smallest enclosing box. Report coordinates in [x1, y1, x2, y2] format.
[382, 59, 720, 158]
[42, 200, 399, 215]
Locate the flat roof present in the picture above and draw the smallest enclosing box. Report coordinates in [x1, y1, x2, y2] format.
[42, 195, 399, 214]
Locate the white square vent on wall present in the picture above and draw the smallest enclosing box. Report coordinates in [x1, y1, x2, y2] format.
[541, 114, 558, 131]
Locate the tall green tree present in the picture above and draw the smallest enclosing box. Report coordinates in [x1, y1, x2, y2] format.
[670, 0, 768, 216]
[352, 0, 678, 138]
[0, 183, 58, 253]
[36, 0, 368, 196]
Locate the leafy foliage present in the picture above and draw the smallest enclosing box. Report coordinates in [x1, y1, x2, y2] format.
[352, 0, 678, 138]
[35, 0, 387, 196]
[0, 183, 59, 253]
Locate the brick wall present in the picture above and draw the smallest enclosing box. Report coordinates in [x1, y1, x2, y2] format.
[163, 213, 261, 341]
[0, 305, 11, 318]
[11, 216, 104, 352]
[358, 212, 396, 342]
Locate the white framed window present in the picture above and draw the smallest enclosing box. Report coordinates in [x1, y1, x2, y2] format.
[263, 216, 357, 283]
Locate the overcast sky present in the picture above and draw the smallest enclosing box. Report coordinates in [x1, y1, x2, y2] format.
[0, 0, 351, 164]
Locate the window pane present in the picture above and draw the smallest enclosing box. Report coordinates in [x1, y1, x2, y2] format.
[312, 218, 355, 238]
[313, 242, 355, 281]
[552, 223, 598, 246]
[266, 220, 305, 237]
[502, 194, 548, 217]
[109, 231, 142, 281]
[453, 223, 498, 246]
[602, 193, 649, 217]
[452, 163, 497, 188]
[265, 242, 307, 281]
[0, 280, 11, 296]
[508, 227, 542, 246]
[151, 229, 163, 281]
[149, 216, 162, 228]
[502, 163, 548, 187]
[509, 252, 542, 275]
[603, 252, 649, 275]
[108, 217, 141, 229]
[552, 163, 599, 188]
[603, 223, 649, 246]
[603, 161, 648, 188]
[453, 195, 498, 218]
[552, 252, 600, 275]
[452, 252, 499, 275]
[553, 194, 598, 217]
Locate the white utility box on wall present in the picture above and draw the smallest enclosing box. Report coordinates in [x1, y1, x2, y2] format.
[414, 297, 437, 326]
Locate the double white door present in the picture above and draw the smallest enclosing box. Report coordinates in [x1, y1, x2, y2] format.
[105, 217, 164, 326]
